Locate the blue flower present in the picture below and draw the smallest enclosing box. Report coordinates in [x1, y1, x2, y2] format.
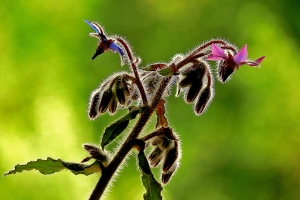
[85, 20, 125, 60]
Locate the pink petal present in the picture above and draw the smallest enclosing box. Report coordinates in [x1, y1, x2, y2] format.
[206, 54, 224, 61]
[247, 56, 265, 66]
[233, 45, 248, 64]
[211, 44, 228, 59]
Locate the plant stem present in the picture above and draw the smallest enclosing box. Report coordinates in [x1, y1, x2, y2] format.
[89, 77, 171, 200]
[116, 37, 148, 105]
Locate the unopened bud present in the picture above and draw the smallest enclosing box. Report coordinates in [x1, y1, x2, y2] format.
[115, 77, 126, 105]
[178, 61, 209, 103]
[148, 147, 164, 167]
[161, 162, 178, 184]
[121, 76, 131, 96]
[151, 136, 162, 146]
[108, 96, 117, 114]
[162, 141, 179, 172]
[179, 61, 206, 88]
[160, 137, 171, 149]
[88, 92, 101, 119]
[194, 70, 214, 115]
[144, 74, 160, 95]
[160, 127, 178, 141]
[98, 89, 113, 113]
[82, 144, 110, 166]
[194, 85, 213, 115]
[186, 82, 203, 103]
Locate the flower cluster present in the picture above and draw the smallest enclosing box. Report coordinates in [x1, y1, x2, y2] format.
[177, 59, 214, 115]
[142, 127, 181, 184]
[84, 20, 265, 192]
[88, 72, 135, 118]
[85, 21, 265, 118]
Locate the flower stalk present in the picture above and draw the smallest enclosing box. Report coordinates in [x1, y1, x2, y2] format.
[89, 77, 171, 200]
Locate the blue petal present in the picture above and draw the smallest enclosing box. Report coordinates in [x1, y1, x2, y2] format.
[84, 20, 101, 35]
[109, 43, 125, 56]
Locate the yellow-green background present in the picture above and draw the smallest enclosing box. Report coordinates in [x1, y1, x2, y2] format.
[1, 0, 300, 199]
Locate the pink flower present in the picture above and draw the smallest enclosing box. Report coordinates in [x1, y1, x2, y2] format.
[206, 44, 265, 82]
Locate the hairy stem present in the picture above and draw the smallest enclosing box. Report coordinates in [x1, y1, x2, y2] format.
[190, 39, 227, 57]
[116, 37, 148, 105]
[89, 77, 171, 200]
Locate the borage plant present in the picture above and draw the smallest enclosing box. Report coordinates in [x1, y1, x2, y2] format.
[4, 20, 265, 200]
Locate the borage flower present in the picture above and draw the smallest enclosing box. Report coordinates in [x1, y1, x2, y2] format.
[84, 20, 124, 60]
[206, 44, 265, 82]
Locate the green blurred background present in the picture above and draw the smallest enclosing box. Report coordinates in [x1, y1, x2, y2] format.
[1, 0, 300, 199]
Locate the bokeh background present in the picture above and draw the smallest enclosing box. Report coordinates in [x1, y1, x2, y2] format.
[1, 0, 300, 199]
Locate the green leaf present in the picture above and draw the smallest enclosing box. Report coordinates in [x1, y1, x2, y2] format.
[158, 68, 174, 76]
[142, 63, 167, 71]
[101, 107, 142, 149]
[138, 151, 163, 200]
[4, 157, 101, 176]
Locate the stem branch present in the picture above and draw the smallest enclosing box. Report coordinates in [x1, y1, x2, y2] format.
[89, 77, 171, 200]
[116, 37, 148, 105]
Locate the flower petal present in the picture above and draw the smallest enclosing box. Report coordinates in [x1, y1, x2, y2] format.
[85, 20, 107, 42]
[233, 45, 248, 64]
[211, 44, 228, 59]
[84, 20, 101, 35]
[206, 54, 224, 61]
[109, 43, 125, 56]
[246, 56, 265, 66]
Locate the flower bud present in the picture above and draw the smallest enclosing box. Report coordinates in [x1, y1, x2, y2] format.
[186, 82, 203, 103]
[82, 143, 110, 166]
[108, 96, 117, 114]
[160, 137, 171, 150]
[178, 61, 206, 88]
[148, 147, 164, 167]
[115, 77, 126, 105]
[143, 74, 160, 95]
[161, 127, 177, 141]
[88, 91, 101, 119]
[151, 136, 171, 149]
[114, 75, 131, 106]
[151, 136, 162, 146]
[162, 141, 179, 172]
[121, 76, 131, 97]
[161, 162, 177, 184]
[194, 72, 214, 115]
[178, 60, 209, 103]
[194, 86, 212, 115]
[98, 89, 113, 113]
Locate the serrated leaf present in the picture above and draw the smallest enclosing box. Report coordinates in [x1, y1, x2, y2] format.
[138, 151, 163, 200]
[4, 157, 101, 176]
[101, 107, 142, 149]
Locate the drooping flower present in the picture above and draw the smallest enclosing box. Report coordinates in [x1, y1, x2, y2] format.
[206, 44, 265, 82]
[84, 20, 124, 59]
